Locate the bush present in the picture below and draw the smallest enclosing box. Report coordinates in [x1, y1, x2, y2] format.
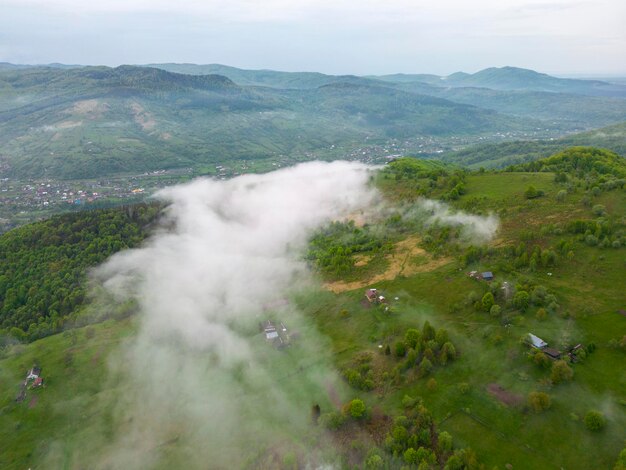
[320, 411, 345, 430]
[348, 398, 367, 419]
[551, 360, 574, 384]
[395, 341, 407, 358]
[525, 185, 542, 199]
[592, 204, 606, 217]
[419, 358, 433, 376]
[489, 304, 501, 317]
[584, 410, 606, 431]
[482, 292, 495, 312]
[513, 291, 530, 311]
[528, 391, 551, 412]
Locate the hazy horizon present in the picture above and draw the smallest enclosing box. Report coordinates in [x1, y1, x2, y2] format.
[1, 0, 624, 76]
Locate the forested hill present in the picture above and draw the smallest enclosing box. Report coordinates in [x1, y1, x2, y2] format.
[0, 64, 535, 180]
[0, 203, 160, 341]
[439, 122, 626, 169]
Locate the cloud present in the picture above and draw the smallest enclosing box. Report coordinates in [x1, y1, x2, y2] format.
[406, 198, 499, 243]
[83, 161, 378, 468]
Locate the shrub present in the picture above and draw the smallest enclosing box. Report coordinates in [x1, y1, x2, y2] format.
[490, 304, 501, 317]
[528, 391, 551, 412]
[419, 358, 433, 376]
[482, 292, 495, 312]
[584, 410, 606, 431]
[513, 291, 530, 311]
[348, 399, 367, 419]
[551, 360, 574, 384]
[394, 341, 407, 358]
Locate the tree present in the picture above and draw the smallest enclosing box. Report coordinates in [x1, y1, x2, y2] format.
[404, 448, 419, 464]
[438, 431, 453, 453]
[405, 328, 421, 349]
[536, 308, 547, 321]
[551, 360, 574, 384]
[419, 358, 433, 376]
[394, 341, 407, 358]
[528, 391, 551, 412]
[422, 321, 435, 341]
[489, 304, 501, 317]
[513, 291, 530, 311]
[584, 410, 606, 431]
[348, 398, 367, 419]
[365, 454, 384, 469]
[481, 292, 495, 312]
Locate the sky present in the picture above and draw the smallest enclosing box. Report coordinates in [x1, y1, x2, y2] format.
[0, 0, 624, 76]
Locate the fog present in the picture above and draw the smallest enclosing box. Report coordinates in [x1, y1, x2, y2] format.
[89, 161, 378, 468]
[418, 198, 499, 242]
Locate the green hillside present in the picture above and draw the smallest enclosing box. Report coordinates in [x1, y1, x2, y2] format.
[1, 148, 624, 468]
[440, 122, 626, 168]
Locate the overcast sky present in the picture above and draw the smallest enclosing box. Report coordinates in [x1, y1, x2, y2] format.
[1, 0, 624, 76]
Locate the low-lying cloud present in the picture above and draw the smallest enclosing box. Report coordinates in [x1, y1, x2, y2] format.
[418, 198, 499, 242]
[87, 161, 378, 468]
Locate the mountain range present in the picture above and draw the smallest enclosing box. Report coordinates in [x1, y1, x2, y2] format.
[0, 63, 624, 179]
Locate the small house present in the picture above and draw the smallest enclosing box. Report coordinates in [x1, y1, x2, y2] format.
[365, 289, 378, 302]
[263, 320, 279, 340]
[527, 333, 548, 349]
[26, 366, 41, 381]
[481, 272, 494, 281]
[31, 377, 44, 388]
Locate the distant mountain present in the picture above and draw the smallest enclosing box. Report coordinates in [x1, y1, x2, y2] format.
[374, 66, 626, 97]
[146, 63, 384, 89]
[0, 64, 536, 179]
[393, 83, 626, 128]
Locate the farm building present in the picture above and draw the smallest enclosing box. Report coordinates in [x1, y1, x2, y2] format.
[527, 333, 548, 349]
[263, 320, 279, 340]
[365, 288, 386, 304]
[27, 366, 41, 380]
[468, 271, 494, 281]
[543, 348, 561, 359]
[260, 319, 290, 349]
[365, 288, 378, 302]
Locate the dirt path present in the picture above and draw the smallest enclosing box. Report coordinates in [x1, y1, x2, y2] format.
[487, 383, 523, 407]
[324, 236, 451, 293]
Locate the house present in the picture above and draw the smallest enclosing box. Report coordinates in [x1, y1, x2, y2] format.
[31, 377, 44, 388]
[527, 333, 548, 349]
[263, 320, 279, 340]
[481, 272, 494, 281]
[543, 348, 561, 359]
[365, 288, 378, 302]
[26, 366, 41, 380]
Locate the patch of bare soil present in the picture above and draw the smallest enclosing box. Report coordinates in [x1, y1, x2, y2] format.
[324, 236, 451, 293]
[28, 395, 38, 408]
[354, 254, 373, 267]
[70, 99, 109, 118]
[487, 383, 523, 407]
[130, 102, 157, 131]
